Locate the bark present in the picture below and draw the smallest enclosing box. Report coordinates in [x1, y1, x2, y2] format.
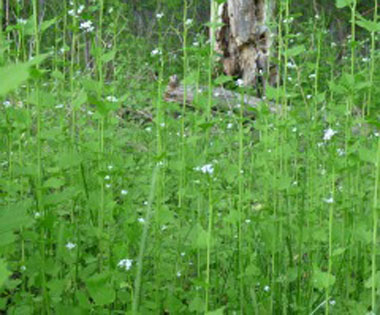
[215, 0, 275, 93]
[164, 75, 279, 116]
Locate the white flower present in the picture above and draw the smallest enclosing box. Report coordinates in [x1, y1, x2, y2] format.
[323, 128, 337, 141]
[161, 225, 168, 231]
[55, 104, 64, 109]
[108, 7, 114, 14]
[104, 175, 111, 181]
[118, 258, 133, 271]
[309, 73, 316, 79]
[87, 110, 94, 116]
[106, 96, 118, 102]
[176, 271, 182, 277]
[121, 189, 128, 195]
[156, 12, 164, 19]
[107, 165, 113, 170]
[143, 201, 148, 206]
[306, 94, 312, 99]
[287, 62, 296, 69]
[227, 123, 233, 129]
[264, 285, 270, 292]
[68, 9, 77, 17]
[193, 41, 199, 47]
[105, 184, 111, 189]
[292, 127, 297, 132]
[138, 217, 145, 223]
[17, 18, 27, 25]
[3, 101, 11, 108]
[329, 300, 336, 306]
[77, 5, 85, 14]
[145, 127, 152, 132]
[185, 19, 193, 26]
[151, 48, 162, 56]
[80, 20, 94, 33]
[20, 265, 26, 271]
[66, 242, 76, 250]
[180, 252, 185, 257]
[195, 164, 214, 175]
[337, 148, 345, 156]
[323, 197, 334, 204]
[34, 212, 41, 218]
[236, 79, 244, 87]
[245, 219, 251, 224]
[362, 57, 370, 63]
[160, 122, 165, 127]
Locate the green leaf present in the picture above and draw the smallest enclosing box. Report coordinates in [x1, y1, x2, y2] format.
[44, 177, 65, 189]
[336, 0, 353, 8]
[206, 306, 226, 315]
[86, 272, 116, 306]
[0, 63, 29, 96]
[40, 18, 57, 33]
[286, 45, 305, 57]
[0, 201, 33, 248]
[72, 90, 87, 110]
[0, 260, 10, 288]
[101, 50, 116, 63]
[312, 267, 335, 290]
[364, 271, 380, 288]
[0, 54, 48, 96]
[28, 90, 56, 108]
[214, 75, 233, 85]
[356, 19, 380, 33]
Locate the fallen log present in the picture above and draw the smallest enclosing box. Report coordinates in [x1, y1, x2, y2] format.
[164, 75, 280, 116]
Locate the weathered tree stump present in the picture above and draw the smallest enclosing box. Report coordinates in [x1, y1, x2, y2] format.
[215, 0, 275, 93]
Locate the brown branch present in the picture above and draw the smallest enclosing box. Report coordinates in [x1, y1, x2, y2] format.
[164, 75, 279, 117]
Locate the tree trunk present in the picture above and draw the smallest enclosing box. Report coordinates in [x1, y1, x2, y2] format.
[214, 0, 275, 93]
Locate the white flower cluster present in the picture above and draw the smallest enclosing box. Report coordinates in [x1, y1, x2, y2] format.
[323, 128, 337, 141]
[117, 258, 133, 271]
[194, 164, 214, 175]
[80, 20, 95, 33]
[68, 3, 85, 18]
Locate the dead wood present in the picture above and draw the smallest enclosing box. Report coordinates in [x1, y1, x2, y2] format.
[164, 75, 279, 116]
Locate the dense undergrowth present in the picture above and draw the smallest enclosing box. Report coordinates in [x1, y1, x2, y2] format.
[0, 0, 379, 314]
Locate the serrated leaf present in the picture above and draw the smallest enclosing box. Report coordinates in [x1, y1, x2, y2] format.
[44, 177, 65, 189]
[206, 306, 226, 315]
[0, 260, 10, 288]
[356, 19, 380, 32]
[312, 267, 335, 290]
[86, 272, 115, 306]
[336, 0, 353, 8]
[40, 18, 57, 33]
[0, 201, 33, 248]
[286, 45, 305, 57]
[214, 75, 233, 85]
[101, 50, 116, 63]
[72, 90, 87, 109]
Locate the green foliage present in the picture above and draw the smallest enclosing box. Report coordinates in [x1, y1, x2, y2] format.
[0, 0, 379, 313]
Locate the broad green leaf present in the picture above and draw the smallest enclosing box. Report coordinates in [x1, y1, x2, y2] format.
[286, 45, 305, 57]
[312, 267, 336, 290]
[44, 177, 65, 189]
[0, 53, 48, 96]
[28, 90, 56, 108]
[72, 90, 87, 110]
[86, 272, 116, 306]
[206, 306, 226, 315]
[214, 75, 233, 85]
[336, 0, 353, 8]
[0, 260, 10, 288]
[101, 50, 116, 63]
[0, 201, 33, 248]
[356, 19, 380, 33]
[364, 271, 380, 288]
[40, 18, 57, 33]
